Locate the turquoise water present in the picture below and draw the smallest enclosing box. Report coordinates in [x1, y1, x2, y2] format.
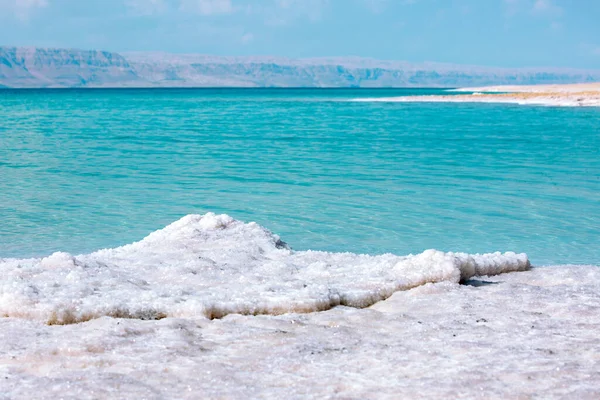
[1, 88, 599, 265]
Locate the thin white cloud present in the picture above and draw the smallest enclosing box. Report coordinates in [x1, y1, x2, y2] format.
[532, 0, 562, 16]
[581, 43, 600, 57]
[125, 0, 167, 16]
[273, 0, 329, 22]
[180, 0, 234, 15]
[550, 20, 562, 31]
[362, 0, 416, 14]
[362, 0, 388, 14]
[502, 0, 520, 16]
[0, 0, 48, 21]
[503, 0, 562, 20]
[245, 0, 328, 26]
[241, 32, 254, 44]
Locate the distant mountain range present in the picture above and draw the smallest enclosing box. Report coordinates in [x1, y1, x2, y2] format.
[1, 46, 600, 88]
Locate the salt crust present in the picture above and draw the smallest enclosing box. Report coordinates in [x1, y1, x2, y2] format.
[353, 83, 600, 107]
[0, 213, 529, 324]
[1, 265, 598, 398]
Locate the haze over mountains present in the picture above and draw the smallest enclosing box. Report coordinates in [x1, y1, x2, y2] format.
[2, 46, 600, 88]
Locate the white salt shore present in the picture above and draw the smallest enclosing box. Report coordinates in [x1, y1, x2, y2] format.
[454, 82, 600, 94]
[0, 213, 529, 324]
[1, 214, 599, 398]
[355, 82, 600, 107]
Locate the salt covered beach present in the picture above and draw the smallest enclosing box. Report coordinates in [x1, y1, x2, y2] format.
[1, 214, 599, 398]
[0, 213, 598, 398]
[354, 83, 600, 107]
[0, 214, 531, 324]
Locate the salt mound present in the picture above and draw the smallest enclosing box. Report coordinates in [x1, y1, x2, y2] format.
[0, 213, 530, 324]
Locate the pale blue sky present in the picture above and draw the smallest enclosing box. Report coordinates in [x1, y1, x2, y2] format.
[0, 0, 599, 68]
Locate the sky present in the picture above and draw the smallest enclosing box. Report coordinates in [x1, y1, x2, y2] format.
[0, 0, 599, 69]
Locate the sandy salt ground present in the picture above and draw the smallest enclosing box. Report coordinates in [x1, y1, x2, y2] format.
[354, 83, 600, 107]
[0, 214, 599, 398]
[1, 266, 599, 399]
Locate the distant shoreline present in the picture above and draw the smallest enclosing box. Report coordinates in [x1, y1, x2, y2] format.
[354, 83, 600, 107]
[0, 86, 455, 90]
[3, 46, 600, 89]
[4, 84, 600, 107]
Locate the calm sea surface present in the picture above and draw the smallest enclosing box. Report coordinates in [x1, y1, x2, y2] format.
[1, 88, 599, 265]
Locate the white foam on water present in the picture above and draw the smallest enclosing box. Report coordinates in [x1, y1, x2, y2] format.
[0, 213, 530, 324]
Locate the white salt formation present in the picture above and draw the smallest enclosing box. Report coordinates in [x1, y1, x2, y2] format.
[1, 265, 599, 398]
[354, 82, 600, 107]
[2, 214, 599, 398]
[0, 213, 529, 324]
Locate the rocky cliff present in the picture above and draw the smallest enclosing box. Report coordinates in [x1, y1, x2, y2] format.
[0, 47, 143, 88]
[1, 46, 599, 88]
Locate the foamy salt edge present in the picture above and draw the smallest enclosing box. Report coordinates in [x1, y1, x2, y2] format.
[353, 82, 600, 107]
[353, 95, 600, 107]
[0, 213, 530, 324]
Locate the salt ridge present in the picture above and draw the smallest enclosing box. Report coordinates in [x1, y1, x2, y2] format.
[0, 213, 530, 324]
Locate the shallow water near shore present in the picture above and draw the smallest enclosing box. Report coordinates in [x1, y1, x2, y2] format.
[1, 88, 599, 265]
